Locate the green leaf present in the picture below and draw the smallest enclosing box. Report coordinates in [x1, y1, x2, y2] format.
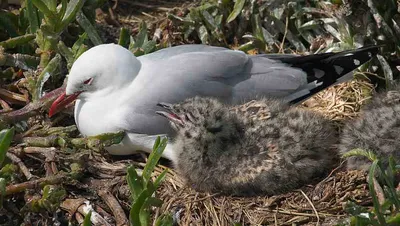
[266, 15, 306, 52]
[58, 33, 88, 70]
[381, 156, 400, 209]
[0, 34, 36, 49]
[35, 25, 58, 68]
[167, 13, 196, 25]
[86, 131, 125, 149]
[72, 32, 88, 53]
[72, 33, 89, 61]
[129, 189, 149, 226]
[126, 166, 143, 200]
[0, 11, 19, 37]
[368, 160, 387, 225]
[377, 54, 394, 84]
[196, 2, 215, 12]
[196, 25, 209, 44]
[152, 136, 160, 151]
[26, 0, 40, 33]
[133, 21, 149, 49]
[76, 11, 103, 46]
[45, 0, 57, 12]
[142, 40, 157, 54]
[59, 0, 85, 31]
[154, 169, 168, 188]
[0, 178, 6, 209]
[324, 24, 342, 42]
[237, 41, 256, 53]
[0, 164, 18, 180]
[299, 18, 335, 30]
[118, 27, 130, 48]
[83, 210, 92, 226]
[139, 196, 163, 225]
[142, 137, 168, 186]
[201, 10, 217, 31]
[387, 213, 400, 224]
[226, 0, 245, 23]
[144, 197, 163, 208]
[58, 0, 68, 19]
[155, 214, 173, 226]
[39, 185, 66, 212]
[74, 44, 88, 61]
[128, 36, 136, 52]
[32, 0, 57, 23]
[342, 148, 377, 162]
[0, 128, 14, 167]
[57, 41, 74, 69]
[201, 10, 224, 42]
[139, 199, 151, 226]
[251, 14, 266, 50]
[34, 54, 61, 101]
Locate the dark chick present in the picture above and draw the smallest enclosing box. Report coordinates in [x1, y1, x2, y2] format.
[339, 84, 400, 171]
[156, 97, 339, 196]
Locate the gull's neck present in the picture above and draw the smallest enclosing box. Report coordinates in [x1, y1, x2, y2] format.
[74, 84, 133, 137]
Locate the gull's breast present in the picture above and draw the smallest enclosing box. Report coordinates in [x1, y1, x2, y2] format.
[74, 99, 119, 136]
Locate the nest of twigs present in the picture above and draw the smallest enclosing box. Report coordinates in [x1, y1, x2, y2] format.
[154, 166, 369, 226]
[302, 79, 375, 121]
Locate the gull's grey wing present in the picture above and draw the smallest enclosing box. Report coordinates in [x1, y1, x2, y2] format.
[137, 49, 308, 104]
[138, 44, 229, 61]
[121, 50, 308, 135]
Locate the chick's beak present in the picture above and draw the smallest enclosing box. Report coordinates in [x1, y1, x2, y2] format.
[155, 102, 184, 126]
[48, 91, 81, 117]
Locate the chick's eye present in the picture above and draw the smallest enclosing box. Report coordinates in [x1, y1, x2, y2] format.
[207, 125, 223, 134]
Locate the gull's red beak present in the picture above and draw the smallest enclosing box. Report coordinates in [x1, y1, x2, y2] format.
[48, 91, 81, 117]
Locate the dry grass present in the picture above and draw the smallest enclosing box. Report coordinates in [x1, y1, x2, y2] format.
[147, 79, 377, 226]
[302, 79, 375, 121]
[154, 164, 369, 225]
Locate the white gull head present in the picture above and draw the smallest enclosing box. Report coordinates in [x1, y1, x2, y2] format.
[66, 43, 141, 99]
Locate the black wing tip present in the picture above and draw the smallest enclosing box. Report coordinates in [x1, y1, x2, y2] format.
[296, 45, 383, 104]
[335, 44, 383, 57]
[312, 44, 383, 79]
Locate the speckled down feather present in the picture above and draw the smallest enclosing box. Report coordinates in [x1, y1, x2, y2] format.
[157, 97, 339, 196]
[339, 83, 400, 171]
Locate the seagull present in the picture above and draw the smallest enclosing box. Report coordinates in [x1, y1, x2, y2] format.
[156, 97, 339, 196]
[48, 43, 379, 160]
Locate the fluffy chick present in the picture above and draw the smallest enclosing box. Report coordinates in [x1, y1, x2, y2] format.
[156, 97, 339, 196]
[339, 84, 400, 171]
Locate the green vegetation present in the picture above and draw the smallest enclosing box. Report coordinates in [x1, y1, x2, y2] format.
[343, 150, 400, 225]
[126, 137, 172, 226]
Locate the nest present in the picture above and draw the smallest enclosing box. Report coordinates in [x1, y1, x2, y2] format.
[302, 79, 375, 121]
[155, 167, 369, 225]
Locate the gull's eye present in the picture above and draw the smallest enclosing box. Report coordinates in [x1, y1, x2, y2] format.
[84, 78, 93, 85]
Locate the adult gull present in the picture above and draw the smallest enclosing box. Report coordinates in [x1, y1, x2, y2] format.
[48, 43, 379, 162]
